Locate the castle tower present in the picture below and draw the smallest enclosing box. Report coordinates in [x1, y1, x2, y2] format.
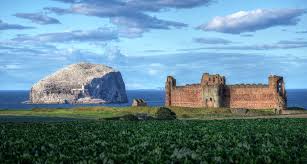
[201, 73, 225, 86]
[269, 75, 286, 97]
[201, 73, 226, 108]
[269, 75, 287, 110]
[165, 76, 176, 106]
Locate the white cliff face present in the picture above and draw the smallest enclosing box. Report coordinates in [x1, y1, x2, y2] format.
[30, 63, 128, 104]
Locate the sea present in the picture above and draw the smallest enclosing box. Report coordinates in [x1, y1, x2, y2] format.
[0, 89, 306, 110]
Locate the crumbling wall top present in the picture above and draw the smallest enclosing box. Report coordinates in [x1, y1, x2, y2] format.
[228, 84, 269, 88]
[201, 73, 225, 86]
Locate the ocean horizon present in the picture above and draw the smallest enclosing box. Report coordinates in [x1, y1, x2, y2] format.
[0, 89, 306, 110]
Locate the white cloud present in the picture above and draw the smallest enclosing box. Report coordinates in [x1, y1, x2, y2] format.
[118, 27, 145, 38]
[14, 13, 61, 25]
[0, 64, 22, 70]
[5, 64, 22, 70]
[147, 63, 165, 76]
[45, 0, 206, 37]
[148, 68, 159, 75]
[149, 63, 164, 67]
[198, 8, 306, 34]
[12, 28, 118, 43]
[0, 20, 34, 30]
[104, 46, 126, 61]
[193, 37, 232, 44]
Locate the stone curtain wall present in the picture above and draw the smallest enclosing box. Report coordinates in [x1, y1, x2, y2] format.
[225, 85, 278, 109]
[170, 85, 203, 107]
[165, 73, 286, 110]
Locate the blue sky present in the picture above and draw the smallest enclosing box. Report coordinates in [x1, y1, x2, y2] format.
[0, 0, 307, 90]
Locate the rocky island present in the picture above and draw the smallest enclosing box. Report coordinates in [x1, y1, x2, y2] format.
[30, 63, 128, 104]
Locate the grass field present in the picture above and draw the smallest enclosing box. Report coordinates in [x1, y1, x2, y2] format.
[0, 106, 281, 120]
[1, 118, 307, 163]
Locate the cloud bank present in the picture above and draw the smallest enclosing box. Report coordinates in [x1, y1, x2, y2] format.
[1, 41, 306, 89]
[198, 8, 306, 34]
[296, 30, 307, 33]
[193, 37, 232, 44]
[14, 13, 61, 25]
[178, 40, 307, 51]
[11, 28, 118, 43]
[0, 20, 33, 30]
[44, 0, 213, 37]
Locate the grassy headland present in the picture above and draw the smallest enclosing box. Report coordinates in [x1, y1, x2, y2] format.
[0, 106, 300, 120]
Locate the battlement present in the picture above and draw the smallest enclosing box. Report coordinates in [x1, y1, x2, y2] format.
[228, 84, 269, 88]
[201, 73, 225, 86]
[176, 84, 201, 88]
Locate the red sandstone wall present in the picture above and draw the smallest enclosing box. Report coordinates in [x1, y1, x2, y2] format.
[167, 79, 282, 109]
[170, 85, 203, 107]
[226, 86, 278, 109]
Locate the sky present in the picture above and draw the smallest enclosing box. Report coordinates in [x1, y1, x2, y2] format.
[0, 0, 307, 90]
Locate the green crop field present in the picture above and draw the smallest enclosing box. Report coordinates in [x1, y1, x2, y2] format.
[1, 118, 307, 163]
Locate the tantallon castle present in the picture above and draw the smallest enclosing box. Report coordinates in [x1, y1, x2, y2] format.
[165, 73, 287, 110]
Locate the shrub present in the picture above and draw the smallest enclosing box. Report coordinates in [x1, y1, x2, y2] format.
[155, 107, 176, 120]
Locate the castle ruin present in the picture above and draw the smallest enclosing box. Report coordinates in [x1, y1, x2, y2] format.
[165, 73, 287, 110]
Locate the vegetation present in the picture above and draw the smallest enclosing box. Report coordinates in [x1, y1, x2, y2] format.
[0, 106, 282, 120]
[285, 107, 307, 114]
[287, 107, 306, 110]
[0, 119, 307, 163]
[155, 107, 176, 120]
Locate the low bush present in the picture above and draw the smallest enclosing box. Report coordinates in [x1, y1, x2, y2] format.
[155, 107, 176, 120]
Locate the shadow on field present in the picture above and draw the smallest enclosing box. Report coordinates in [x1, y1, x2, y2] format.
[0, 115, 87, 123]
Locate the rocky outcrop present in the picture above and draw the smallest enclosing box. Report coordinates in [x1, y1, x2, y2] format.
[30, 63, 128, 104]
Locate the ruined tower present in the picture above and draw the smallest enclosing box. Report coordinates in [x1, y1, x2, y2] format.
[165, 76, 176, 106]
[200, 73, 226, 108]
[269, 75, 287, 110]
